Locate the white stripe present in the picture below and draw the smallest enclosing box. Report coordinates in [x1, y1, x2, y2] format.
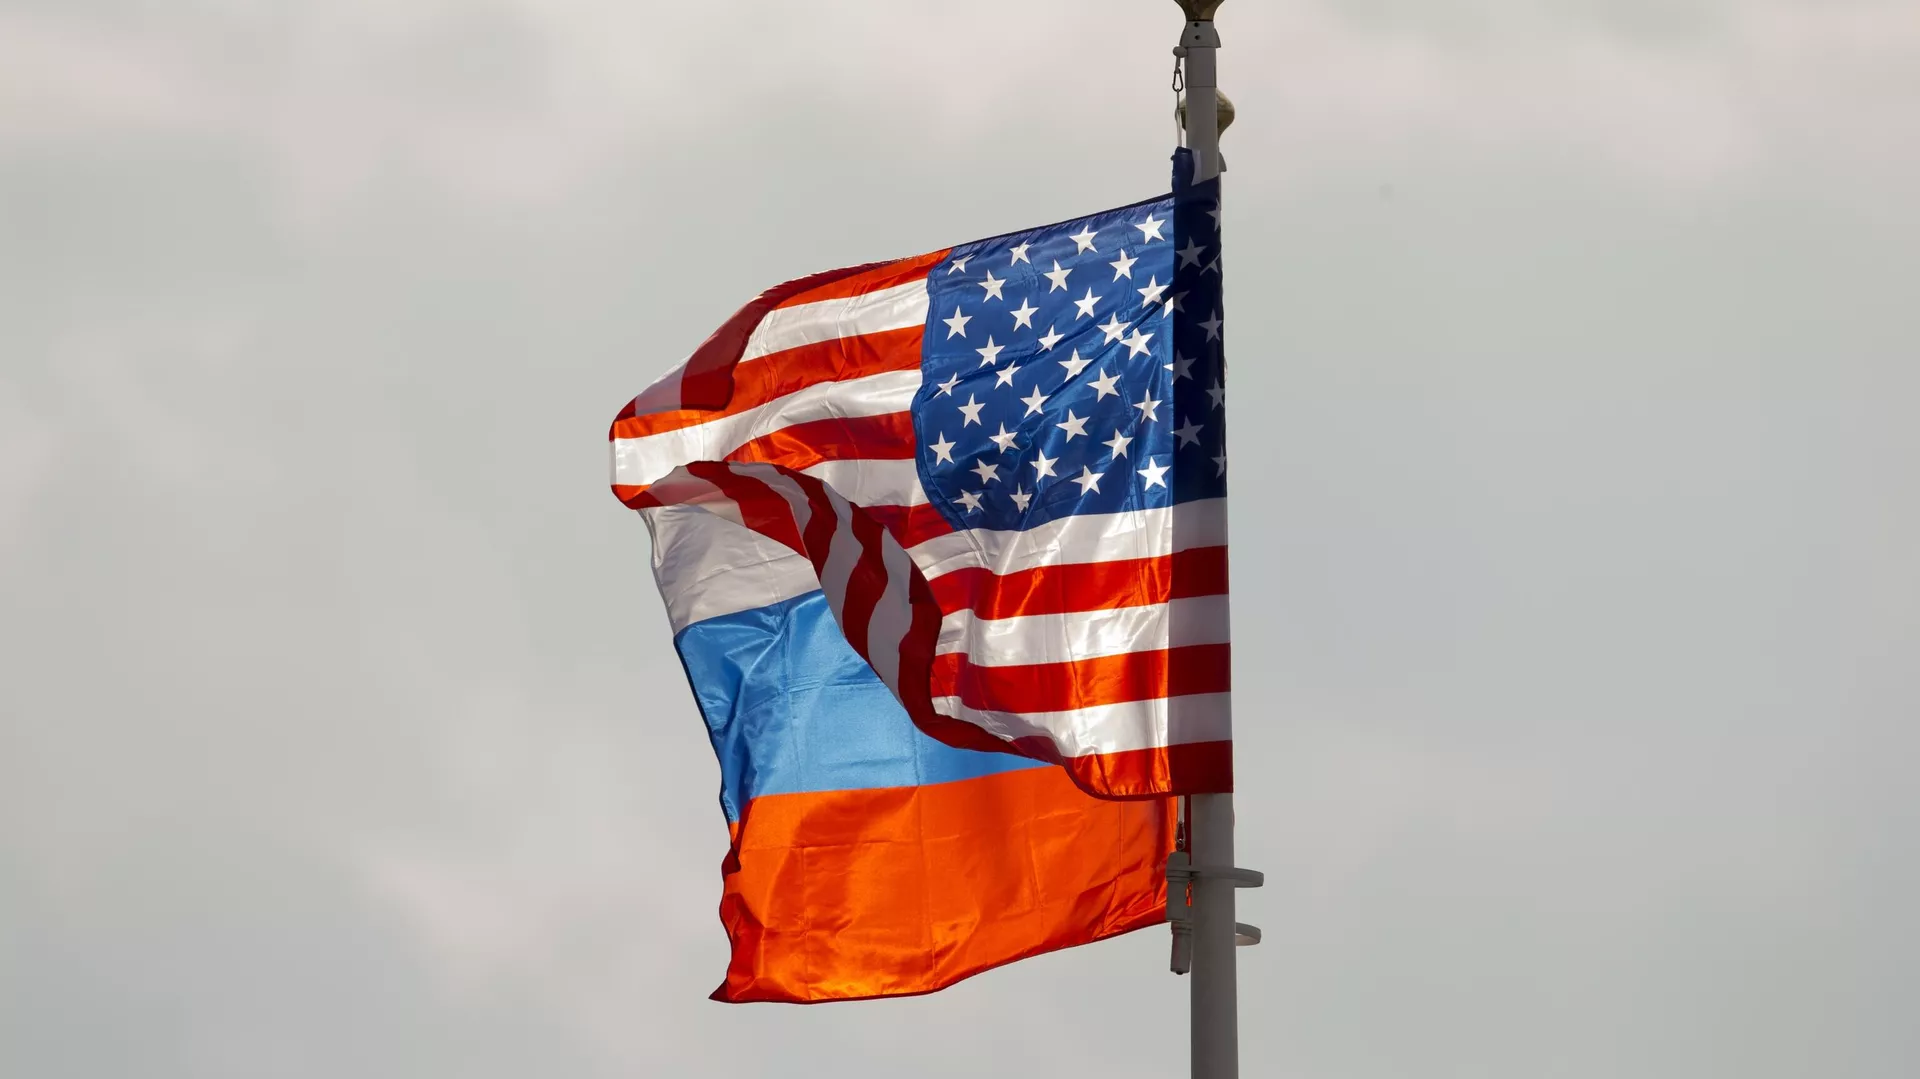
[907, 498, 1228, 581]
[627, 362, 686, 417]
[816, 483, 862, 627]
[799, 458, 928, 508]
[611, 369, 919, 488]
[936, 594, 1230, 666]
[739, 280, 929, 364]
[931, 693, 1233, 757]
[643, 506, 817, 631]
[866, 539, 915, 692]
[642, 472, 741, 526]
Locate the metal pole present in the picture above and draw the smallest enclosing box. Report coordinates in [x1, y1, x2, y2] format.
[1188, 794, 1238, 1078]
[1173, 5, 1236, 1078]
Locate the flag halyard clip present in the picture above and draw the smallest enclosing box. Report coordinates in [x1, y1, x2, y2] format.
[1166, 850, 1263, 974]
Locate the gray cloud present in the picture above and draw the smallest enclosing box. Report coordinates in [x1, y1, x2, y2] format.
[7, 1, 1917, 215]
[3, 1, 1916, 1076]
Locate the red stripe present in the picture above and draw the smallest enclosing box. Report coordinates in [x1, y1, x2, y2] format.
[725, 412, 918, 471]
[1055, 740, 1233, 800]
[835, 495, 892, 660]
[795, 476, 840, 580]
[772, 249, 948, 309]
[925, 545, 1230, 618]
[930, 644, 1231, 713]
[611, 327, 923, 440]
[895, 567, 949, 752]
[863, 502, 957, 549]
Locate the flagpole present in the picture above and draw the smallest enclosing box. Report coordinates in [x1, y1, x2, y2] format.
[1171, 5, 1243, 1078]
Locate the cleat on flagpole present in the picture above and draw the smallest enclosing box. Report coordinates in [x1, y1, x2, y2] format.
[1166, 851, 1263, 973]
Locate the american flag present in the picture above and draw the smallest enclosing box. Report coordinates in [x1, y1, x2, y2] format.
[611, 151, 1229, 798]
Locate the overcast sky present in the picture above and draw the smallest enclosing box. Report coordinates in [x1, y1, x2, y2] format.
[3, 1, 1917, 1076]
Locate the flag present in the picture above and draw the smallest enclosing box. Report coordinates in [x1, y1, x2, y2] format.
[611, 150, 1227, 1000]
[648, 503, 1175, 1001]
[613, 150, 1230, 799]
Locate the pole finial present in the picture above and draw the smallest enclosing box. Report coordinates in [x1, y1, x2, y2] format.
[1175, 0, 1225, 19]
[1178, 89, 1235, 138]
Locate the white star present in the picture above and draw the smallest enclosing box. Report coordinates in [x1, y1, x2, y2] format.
[954, 489, 984, 513]
[1070, 225, 1098, 253]
[1009, 298, 1039, 330]
[1176, 237, 1206, 269]
[975, 336, 1004, 366]
[1037, 325, 1065, 351]
[1009, 486, 1033, 512]
[1205, 202, 1221, 228]
[1097, 313, 1128, 343]
[1089, 369, 1122, 400]
[978, 270, 1005, 301]
[1162, 290, 1188, 318]
[1133, 391, 1162, 422]
[1173, 417, 1204, 448]
[1059, 349, 1094, 379]
[1138, 457, 1170, 490]
[934, 371, 960, 397]
[1072, 465, 1105, 494]
[943, 306, 971, 339]
[1104, 429, 1133, 459]
[1137, 276, 1168, 307]
[929, 432, 956, 464]
[1199, 310, 1223, 341]
[970, 458, 1001, 485]
[1213, 450, 1228, 477]
[1121, 328, 1154, 357]
[1109, 249, 1137, 280]
[1009, 241, 1032, 265]
[1207, 379, 1225, 409]
[1203, 255, 1221, 275]
[1168, 351, 1195, 381]
[1073, 288, 1101, 320]
[1042, 259, 1072, 292]
[958, 394, 985, 426]
[1135, 213, 1166, 242]
[1056, 409, 1089, 441]
[993, 361, 1022, 387]
[1030, 450, 1058, 479]
[988, 423, 1020, 453]
[947, 255, 972, 275]
[1020, 385, 1048, 416]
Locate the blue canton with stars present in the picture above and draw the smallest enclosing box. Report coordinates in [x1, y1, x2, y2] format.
[912, 149, 1225, 533]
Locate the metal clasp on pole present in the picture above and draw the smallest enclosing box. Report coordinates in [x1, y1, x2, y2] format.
[1166, 850, 1263, 975]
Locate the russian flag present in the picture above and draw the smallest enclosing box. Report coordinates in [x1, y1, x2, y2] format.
[648, 505, 1175, 1003]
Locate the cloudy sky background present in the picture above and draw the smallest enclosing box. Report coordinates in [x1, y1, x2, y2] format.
[3, 1, 1917, 1075]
